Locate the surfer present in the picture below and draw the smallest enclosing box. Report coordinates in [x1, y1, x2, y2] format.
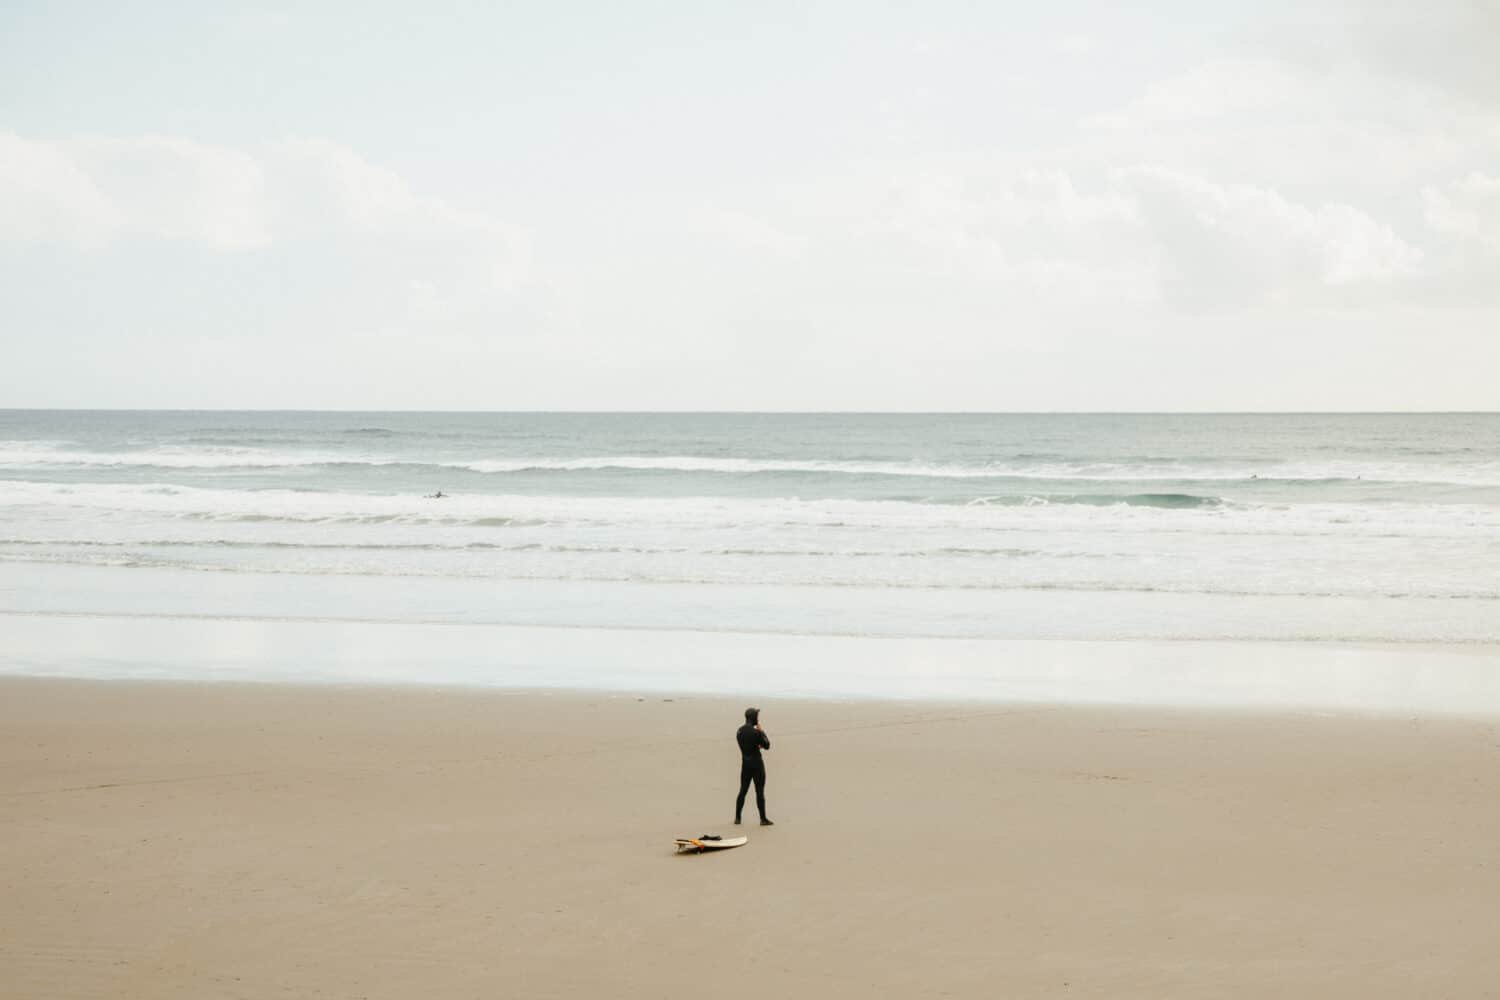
[427, 490, 447, 499]
[734, 707, 774, 826]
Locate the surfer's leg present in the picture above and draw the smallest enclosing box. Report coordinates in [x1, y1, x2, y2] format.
[735, 759, 752, 822]
[752, 761, 767, 820]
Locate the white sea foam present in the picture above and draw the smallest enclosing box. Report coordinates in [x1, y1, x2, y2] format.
[6, 440, 1500, 487]
[6, 478, 1500, 535]
[3, 413, 1499, 649]
[3, 479, 1499, 606]
[0, 441, 383, 469]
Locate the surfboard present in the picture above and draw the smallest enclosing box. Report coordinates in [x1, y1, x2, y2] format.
[674, 835, 748, 854]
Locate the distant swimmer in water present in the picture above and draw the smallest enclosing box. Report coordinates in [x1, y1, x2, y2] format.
[427, 490, 447, 499]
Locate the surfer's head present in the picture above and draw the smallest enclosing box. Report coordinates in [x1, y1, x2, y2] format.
[745, 707, 759, 724]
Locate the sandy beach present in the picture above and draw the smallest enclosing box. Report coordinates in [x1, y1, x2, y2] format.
[3, 677, 1498, 998]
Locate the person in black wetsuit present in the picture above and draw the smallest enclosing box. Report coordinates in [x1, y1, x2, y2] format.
[735, 707, 774, 826]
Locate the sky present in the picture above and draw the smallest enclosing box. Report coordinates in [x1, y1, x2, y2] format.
[1, 0, 1498, 411]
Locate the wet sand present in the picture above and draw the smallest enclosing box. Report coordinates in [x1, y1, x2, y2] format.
[3, 677, 1498, 998]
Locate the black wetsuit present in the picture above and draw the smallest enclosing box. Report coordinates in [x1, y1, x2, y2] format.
[735, 724, 771, 822]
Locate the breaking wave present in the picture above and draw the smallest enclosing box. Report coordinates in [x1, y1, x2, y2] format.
[4, 441, 1500, 487]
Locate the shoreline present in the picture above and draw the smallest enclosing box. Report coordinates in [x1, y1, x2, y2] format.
[11, 604, 1500, 646]
[4, 677, 1498, 998]
[9, 561, 1500, 645]
[6, 610, 1500, 717]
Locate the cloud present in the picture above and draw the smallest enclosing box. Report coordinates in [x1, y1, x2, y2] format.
[1415, 171, 1500, 302]
[68, 136, 271, 249]
[687, 204, 806, 260]
[0, 131, 534, 350]
[263, 139, 513, 245]
[839, 167, 1150, 300]
[0, 132, 527, 288]
[1122, 166, 1425, 307]
[1057, 34, 1095, 57]
[1081, 53, 1500, 198]
[801, 160, 1432, 311]
[1271, 1, 1500, 106]
[1060, 41, 1500, 308]
[837, 10, 1500, 316]
[1085, 59, 1300, 130]
[1424, 172, 1500, 249]
[0, 132, 123, 247]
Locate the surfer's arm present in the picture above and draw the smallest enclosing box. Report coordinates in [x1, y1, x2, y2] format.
[760, 731, 771, 751]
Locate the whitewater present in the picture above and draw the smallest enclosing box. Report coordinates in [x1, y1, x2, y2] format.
[4, 410, 1500, 707]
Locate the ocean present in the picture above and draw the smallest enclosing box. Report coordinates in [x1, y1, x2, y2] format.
[3, 411, 1499, 706]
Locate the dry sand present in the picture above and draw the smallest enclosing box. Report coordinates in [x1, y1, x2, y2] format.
[3, 677, 1498, 998]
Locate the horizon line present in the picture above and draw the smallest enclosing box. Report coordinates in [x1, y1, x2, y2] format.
[2, 408, 1498, 417]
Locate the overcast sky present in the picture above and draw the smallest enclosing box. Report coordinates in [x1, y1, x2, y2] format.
[2, 1, 1497, 410]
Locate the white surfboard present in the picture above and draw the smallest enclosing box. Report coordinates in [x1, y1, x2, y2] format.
[674, 835, 748, 853]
